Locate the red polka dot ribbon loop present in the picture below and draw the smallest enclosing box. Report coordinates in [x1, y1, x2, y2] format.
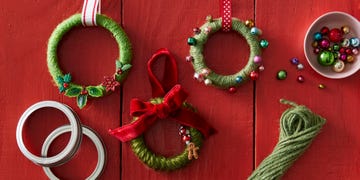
[220, 0, 232, 32]
[81, 0, 101, 26]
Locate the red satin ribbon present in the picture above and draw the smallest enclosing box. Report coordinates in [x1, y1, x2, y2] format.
[108, 48, 215, 142]
[220, 0, 232, 32]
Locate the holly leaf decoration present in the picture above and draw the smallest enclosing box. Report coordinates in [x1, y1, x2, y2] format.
[59, 86, 66, 93]
[65, 86, 82, 97]
[56, 76, 64, 84]
[121, 64, 132, 71]
[116, 60, 122, 69]
[86, 86, 104, 97]
[63, 73, 72, 83]
[77, 94, 88, 109]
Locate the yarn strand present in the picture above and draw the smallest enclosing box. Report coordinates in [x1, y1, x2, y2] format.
[249, 99, 326, 180]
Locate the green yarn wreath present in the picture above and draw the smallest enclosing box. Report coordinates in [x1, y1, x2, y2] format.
[130, 98, 203, 171]
[47, 14, 132, 109]
[188, 17, 267, 91]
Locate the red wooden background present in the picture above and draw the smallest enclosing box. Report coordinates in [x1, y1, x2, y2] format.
[1, 0, 359, 179]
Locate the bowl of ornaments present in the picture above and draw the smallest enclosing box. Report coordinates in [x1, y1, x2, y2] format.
[304, 11, 360, 79]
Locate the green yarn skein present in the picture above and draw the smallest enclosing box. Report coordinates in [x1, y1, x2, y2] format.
[249, 99, 326, 180]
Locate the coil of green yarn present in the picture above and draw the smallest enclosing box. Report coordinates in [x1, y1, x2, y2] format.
[188, 17, 265, 91]
[249, 99, 326, 180]
[130, 98, 203, 171]
[47, 14, 132, 109]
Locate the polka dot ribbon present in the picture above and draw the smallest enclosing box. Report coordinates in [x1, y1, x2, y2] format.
[81, 0, 101, 26]
[220, 0, 232, 32]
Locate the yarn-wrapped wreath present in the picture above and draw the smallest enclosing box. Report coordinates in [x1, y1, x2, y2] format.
[187, 17, 268, 92]
[47, 14, 132, 108]
[130, 98, 203, 171]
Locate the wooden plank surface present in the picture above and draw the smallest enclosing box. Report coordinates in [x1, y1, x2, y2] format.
[1, 0, 360, 179]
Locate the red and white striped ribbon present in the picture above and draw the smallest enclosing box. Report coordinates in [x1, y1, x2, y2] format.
[220, 0, 232, 32]
[81, 0, 101, 26]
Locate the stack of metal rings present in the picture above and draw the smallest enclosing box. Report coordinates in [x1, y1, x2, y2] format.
[16, 101, 106, 179]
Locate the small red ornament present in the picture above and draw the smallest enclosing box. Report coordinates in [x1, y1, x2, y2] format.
[182, 135, 191, 142]
[228, 87, 237, 93]
[339, 47, 346, 54]
[328, 28, 343, 43]
[345, 48, 353, 55]
[63, 83, 69, 88]
[320, 26, 330, 35]
[250, 71, 259, 80]
[81, 89, 88, 95]
[179, 128, 186, 136]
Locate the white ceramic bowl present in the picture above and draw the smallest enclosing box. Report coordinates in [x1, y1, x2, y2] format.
[304, 11, 360, 79]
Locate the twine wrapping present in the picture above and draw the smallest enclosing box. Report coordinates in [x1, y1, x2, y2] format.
[249, 99, 326, 180]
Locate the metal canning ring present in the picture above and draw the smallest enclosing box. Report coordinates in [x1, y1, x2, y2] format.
[16, 101, 82, 167]
[42, 125, 106, 180]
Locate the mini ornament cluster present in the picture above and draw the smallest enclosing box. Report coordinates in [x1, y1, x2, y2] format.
[179, 126, 199, 160]
[186, 17, 268, 93]
[312, 26, 359, 73]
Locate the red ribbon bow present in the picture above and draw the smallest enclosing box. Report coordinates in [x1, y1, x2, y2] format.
[108, 48, 215, 142]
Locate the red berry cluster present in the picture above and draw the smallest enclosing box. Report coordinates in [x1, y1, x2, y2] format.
[179, 126, 191, 144]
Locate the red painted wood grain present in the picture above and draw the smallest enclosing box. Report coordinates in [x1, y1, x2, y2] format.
[1, 0, 359, 179]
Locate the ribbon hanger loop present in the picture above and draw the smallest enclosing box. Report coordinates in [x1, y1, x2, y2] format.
[82, 0, 101, 26]
[220, 0, 232, 32]
[147, 48, 179, 97]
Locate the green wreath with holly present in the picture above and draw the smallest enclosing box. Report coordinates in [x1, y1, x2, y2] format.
[47, 14, 132, 108]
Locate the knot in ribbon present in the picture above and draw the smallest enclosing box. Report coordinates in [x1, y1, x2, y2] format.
[130, 84, 187, 120]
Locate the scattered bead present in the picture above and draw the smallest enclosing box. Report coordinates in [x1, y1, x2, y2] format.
[250, 27, 262, 36]
[345, 48, 353, 55]
[297, 63, 304, 70]
[253, 56, 262, 64]
[350, 37, 360, 47]
[318, 51, 335, 66]
[341, 26, 350, 34]
[313, 47, 320, 54]
[204, 26, 212, 34]
[297, 75, 305, 83]
[258, 65, 265, 71]
[318, 84, 325, 89]
[235, 76, 243, 83]
[204, 79, 212, 86]
[245, 19, 255, 28]
[228, 87, 237, 93]
[328, 28, 343, 42]
[341, 38, 350, 47]
[320, 26, 330, 35]
[346, 55, 354, 63]
[333, 44, 340, 51]
[290, 57, 299, 65]
[313, 32, 322, 41]
[320, 39, 330, 49]
[277, 70, 287, 80]
[332, 61, 345, 72]
[186, 55, 193, 62]
[339, 54, 347, 61]
[250, 71, 259, 80]
[352, 48, 359, 55]
[193, 27, 201, 34]
[260, 39, 269, 48]
[187, 37, 197, 46]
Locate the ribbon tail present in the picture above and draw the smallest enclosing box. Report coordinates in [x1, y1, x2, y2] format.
[109, 113, 157, 142]
[173, 109, 216, 138]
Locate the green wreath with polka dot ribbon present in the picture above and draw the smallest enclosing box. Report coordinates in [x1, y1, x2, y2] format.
[47, 14, 132, 108]
[187, 16, 268, 93]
